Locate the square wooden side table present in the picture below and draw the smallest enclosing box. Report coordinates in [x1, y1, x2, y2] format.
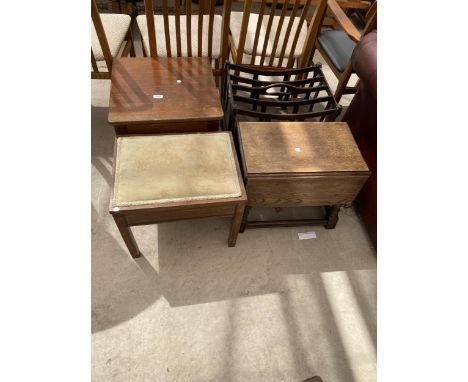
[108, 57, 223, 135]
[237, 122, 370, 230]
[109, 132, 246, 258]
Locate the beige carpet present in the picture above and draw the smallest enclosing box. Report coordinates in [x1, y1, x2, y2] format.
[92, 32, 375, 382]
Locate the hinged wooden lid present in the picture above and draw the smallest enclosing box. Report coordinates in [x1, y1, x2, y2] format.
[239, 122, 369, 175]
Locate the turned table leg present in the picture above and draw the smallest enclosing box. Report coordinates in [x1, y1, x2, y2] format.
[112, 214, 141, 258]
[228, 203, 246, 247]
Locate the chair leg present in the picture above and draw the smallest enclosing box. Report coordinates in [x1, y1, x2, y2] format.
[112, 214, 141, 258]
[228, 203, 246, 247]
[140, 34, 147, 57]
[214, 58, 220, 88]
[325, 205, 340, 229]
[334, 61, 353, 103]
[128, 28, 136, 57]
[120, 28, 136, 58]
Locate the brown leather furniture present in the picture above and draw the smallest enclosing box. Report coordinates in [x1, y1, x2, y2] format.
[342, 30, 377, 248]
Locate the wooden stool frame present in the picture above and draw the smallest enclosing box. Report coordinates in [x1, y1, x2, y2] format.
[109, 133, 247, 258]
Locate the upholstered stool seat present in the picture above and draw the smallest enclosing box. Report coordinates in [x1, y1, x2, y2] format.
[137, 14, 223, 58]
[91, 13, 132, 60]
[113, 134, 242, 206]
[229, 11, 308, 59]
[110, 133, 247, 258]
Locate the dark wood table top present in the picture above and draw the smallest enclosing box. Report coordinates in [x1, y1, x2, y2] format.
[108, 57, 223, 125]
[238, 122, 370, 176]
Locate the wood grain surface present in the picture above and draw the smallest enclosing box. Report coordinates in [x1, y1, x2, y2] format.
[239, 122, 370, 175]
[246, 175, 369, 207]
[108, 57, 223, 125]
[113, 121, 219, 135]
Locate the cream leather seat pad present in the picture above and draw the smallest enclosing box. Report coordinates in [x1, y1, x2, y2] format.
[113, 134, 241, 207]
[92, 13, 131, 61]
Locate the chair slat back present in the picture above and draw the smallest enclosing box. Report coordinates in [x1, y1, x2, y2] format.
[186, 0, 192, 56]
[91, 0, 113, 73]
[197, 0, 204, 56]
[230, 0, 327, 69]
[174, 0, 182, 56]
[208, 0, 216, 58]
[142, 0, 226, 61]
[161, 0, 172, 55]
[267, 0, 291, 65]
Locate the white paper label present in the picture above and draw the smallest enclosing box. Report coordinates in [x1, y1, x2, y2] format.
[153, 94, 164, 99]
[298, 232, 317, 240]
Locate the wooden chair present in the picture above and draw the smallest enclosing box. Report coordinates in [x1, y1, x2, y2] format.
[225, 0, 328, 70]
[91, 0, 135, 79]
[137, 0, 232, 79]
[313, 0, 377, 102]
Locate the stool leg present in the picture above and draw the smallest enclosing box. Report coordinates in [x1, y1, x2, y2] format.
[228, 203, 246, 247]
[325, 205, 340, 229]
[112, 214, 141, 258]
[239, 205, 251, 233]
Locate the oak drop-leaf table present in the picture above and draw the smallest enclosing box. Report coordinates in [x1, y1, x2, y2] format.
[237, 121, 370, 230]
